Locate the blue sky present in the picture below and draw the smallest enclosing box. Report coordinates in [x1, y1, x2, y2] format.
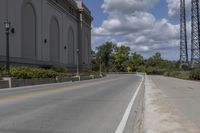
[84, 0, 183, 60]
[149, 0, 168, 20]
[84, 0, 106, 27]
[85, 0, 169, 27]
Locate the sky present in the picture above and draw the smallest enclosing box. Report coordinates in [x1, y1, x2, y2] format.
[83, 0, 192, 60]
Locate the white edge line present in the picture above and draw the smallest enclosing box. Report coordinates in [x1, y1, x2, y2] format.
[115, 74, 144, 133]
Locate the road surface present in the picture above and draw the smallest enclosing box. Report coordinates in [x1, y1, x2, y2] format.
[150, 76, 200, 129]
[0, 74, 142, 133]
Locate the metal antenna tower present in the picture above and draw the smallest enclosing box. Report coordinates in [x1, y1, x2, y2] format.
[180, 0, 189, 66]
[191, 0, 200, 66]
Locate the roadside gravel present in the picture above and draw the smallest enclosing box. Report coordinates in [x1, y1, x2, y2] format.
[144, 76, 200, 133]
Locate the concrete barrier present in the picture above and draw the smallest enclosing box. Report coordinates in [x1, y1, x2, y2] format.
[80, 76, 92, 81]
[11, 78, 57, 87]
[56, 77, 80, 82]
[108, 72, 138, 74]
[132, 74, 145, 133]
[125, 74, 145, 133]
[0, 75, 103, 89]
[0, 80, 9, 89]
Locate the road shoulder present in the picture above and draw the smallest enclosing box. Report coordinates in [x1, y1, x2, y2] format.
[144, 76, 200, 133]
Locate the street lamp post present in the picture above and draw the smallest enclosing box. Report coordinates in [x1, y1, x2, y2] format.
[99, 56, 102, 77]
[76, 48, 80, 77]
[4, 20, 11, 77]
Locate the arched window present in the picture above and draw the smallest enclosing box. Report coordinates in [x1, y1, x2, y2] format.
[50, 17, 60, 62]
[21, 2, 37, 59]
[68, 27, 75, 65]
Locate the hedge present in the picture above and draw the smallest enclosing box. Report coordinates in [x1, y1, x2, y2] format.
[0, 65, 65, 79]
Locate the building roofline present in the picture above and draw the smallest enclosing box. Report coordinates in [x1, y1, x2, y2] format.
[77, 1, 93, 21]
[64, 0, 78, 9]
[82, 3, 91, 15]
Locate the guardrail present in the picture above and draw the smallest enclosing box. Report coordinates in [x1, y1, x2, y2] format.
[108, 72, 138, 75]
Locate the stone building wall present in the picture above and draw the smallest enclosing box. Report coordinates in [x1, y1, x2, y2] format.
[0, 0, 92, 71]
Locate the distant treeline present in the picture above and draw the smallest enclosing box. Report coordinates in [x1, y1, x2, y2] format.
[91, 41, 200, 80]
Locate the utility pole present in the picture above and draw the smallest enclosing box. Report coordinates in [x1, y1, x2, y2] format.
[76, 0, 83, 78]
[76, 49, 80, 77]
[180, 0, 189, 67]
[191, 0, 200, 67]
[99, 56, 102, 77]
[4, 20, 11, 77]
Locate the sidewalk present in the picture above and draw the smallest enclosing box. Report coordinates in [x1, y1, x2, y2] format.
[144, 76, 200, 133]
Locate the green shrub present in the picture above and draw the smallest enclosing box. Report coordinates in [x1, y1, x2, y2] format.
[11, 66, 33, 79]
[0, 66, 62, 79]
[145, 67, 166, 75]
[137, 66, 146, 73]
[163, 71, 170, 76]
[0, 65, 105, 79]
[178, 71, 190, 80]
[164, 70, 190, 80]
[190, 67, 200, 80]
[168, 71, 181, 78]
[0, 65, 6, 72]
[51, 65, 66, 73]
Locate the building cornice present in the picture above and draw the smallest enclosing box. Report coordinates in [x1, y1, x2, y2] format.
[48, 0, 79, 21]
[49, 0, 92, 27]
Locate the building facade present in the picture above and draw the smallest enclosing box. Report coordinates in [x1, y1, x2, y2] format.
[0, 0, 92, 70]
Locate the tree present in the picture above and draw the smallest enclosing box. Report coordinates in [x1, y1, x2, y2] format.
[90, 51, 99, 71]
[153, 52, 162, 60]
[96, 41, 116, 72]
[130, 52, 144, 71]
[113, 45, 131, 72]
[146, 52, 162, 67]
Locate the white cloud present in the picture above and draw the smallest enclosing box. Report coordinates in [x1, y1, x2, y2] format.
[167, 0, 191, 19]
[92, 0, 183, 59]
[93, 12, 156, 36]
[102, 0, 158, 14]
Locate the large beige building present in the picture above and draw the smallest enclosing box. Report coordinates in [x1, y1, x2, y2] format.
[0, 0, 92, 70]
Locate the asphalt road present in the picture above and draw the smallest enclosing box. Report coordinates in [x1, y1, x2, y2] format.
[0, 74, 142, 133]
[150, 76, 200, 129]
